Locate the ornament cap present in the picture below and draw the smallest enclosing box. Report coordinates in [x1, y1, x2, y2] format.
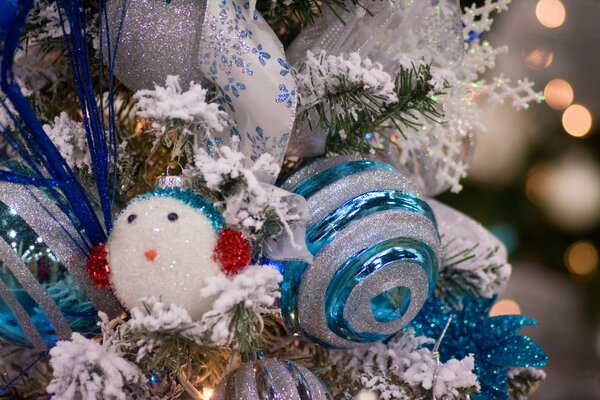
[155, 174, 189, 190]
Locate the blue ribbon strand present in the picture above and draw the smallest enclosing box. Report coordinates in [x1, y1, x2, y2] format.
[0, 0, 124, 247]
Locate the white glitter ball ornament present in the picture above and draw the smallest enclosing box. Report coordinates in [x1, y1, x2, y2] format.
[104, 0, 204, 93]
[106, 188, 244, 320]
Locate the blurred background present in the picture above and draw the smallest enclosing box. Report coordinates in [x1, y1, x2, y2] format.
[442, 1, 600, 398]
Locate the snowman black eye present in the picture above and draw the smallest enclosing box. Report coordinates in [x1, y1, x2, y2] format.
[167, 212, 178, 221]
[127, 214, 137, 224]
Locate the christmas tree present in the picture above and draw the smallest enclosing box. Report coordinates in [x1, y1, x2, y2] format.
[0, 0, 548, 399]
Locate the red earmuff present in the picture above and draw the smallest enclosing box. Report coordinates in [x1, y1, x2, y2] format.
[213, 228, 252, 276]
[86, 244, 111, 289]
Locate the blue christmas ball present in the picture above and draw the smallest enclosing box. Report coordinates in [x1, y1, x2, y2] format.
[0, 183, 121, 349]
[275, 156, 441, 348]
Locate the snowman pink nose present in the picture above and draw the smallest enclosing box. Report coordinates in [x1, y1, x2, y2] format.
[144, 249, 157, 261]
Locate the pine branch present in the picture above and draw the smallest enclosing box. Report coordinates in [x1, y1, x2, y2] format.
[435, 237, 510, 308]
[298, 57, 446, 156]
[507, 367, 546, 400]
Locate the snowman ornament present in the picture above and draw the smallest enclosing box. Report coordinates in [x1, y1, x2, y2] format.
[86, 188, 252, 320]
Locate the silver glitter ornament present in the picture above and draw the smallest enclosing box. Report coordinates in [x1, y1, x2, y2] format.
[277, 156, 441, 348]
[213, 358, 332, 400]
[104, 0, 205, 93]
[0, 182, 122, 350]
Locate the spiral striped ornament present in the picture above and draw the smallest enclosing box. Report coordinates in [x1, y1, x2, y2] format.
[213, 358, 332, 400]
[277, 156, 441, 348]
[0, 182, 121, 349]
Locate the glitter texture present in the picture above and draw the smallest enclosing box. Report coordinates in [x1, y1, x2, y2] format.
[107, 193, 223, 320]
[0, 276, 45, 349]
[213, 358, 333, 400]
[412, 296, 548, 400]
[137, 188, 224, 232]
[278, 157, 441, 348]
[104, 0, 205, 93]
[0, 183, 122, 349]
[213, 228, 252, 275]
[86, 244, 111, 289]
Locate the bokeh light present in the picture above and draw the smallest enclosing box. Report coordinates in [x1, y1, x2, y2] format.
[562, 104, 593, 137]
[564, 241, 599, 277]
[525, 164, 548, 205]
[544, 79, 574, 110]
[536, 0, 567, 29]
[490, 299, 522, 316]
[524, 48, 554, 69]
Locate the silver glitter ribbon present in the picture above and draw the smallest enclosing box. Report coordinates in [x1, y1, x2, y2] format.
[0, 183, 122, 349]
[0, 276, 46, 349]
[105, 0, 297, 184]
[213, 358, 332, 400]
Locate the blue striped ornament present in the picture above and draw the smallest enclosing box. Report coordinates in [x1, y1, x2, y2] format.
[0, 182, 121, 350]
[276, 156, 441, 348]
[213, 358, 332, 400]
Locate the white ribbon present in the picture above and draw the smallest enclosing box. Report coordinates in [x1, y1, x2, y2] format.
[197, 0, 297, 184]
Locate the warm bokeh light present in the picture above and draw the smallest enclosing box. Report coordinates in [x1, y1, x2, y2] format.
[536, 0, 567, 28]
[525, 164, 548, 205]
[562, 104, 593, 137]
[544, 79, 574, 110]
[524, 48, 554, 69]
[490, 299, 522, 316]
[202, 388, 214, 400]
[565, 241, 599, 277]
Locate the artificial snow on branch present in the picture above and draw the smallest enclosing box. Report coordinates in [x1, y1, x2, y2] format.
[296, 51, 445, 156]
[44, 112, 91, 170]
[134, 75, 227, 133]
[47, 333, 147, 400]
[507, 367, 547, 400]
[436, 238, 512, 308]
[198, 265, 282, 353]
[193, 145, 305, 246]
[324, 330, 479, 399]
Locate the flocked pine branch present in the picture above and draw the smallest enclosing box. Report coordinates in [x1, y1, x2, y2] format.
[322, 330, 479, 399]
[296, 51, 446, 156]
[435, 237, 512, 309]
[507, 367, 547, 400]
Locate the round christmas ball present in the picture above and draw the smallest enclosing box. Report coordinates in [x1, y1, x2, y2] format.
[106, 188, 231, 320]
[277, 156, 441, 348]
[104, 0, 204, 92]
[213, 358, 332, 400]
[0, 182, 121, 350]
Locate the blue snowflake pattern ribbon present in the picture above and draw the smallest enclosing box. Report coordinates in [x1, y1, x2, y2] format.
[198, 0, 297, 183]
[411, 296, 548, 399]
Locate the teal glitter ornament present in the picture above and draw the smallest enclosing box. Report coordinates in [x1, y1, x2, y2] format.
[213, 358, 333, 400]
[411, 296, 548, 400]
[274, 156, 441, 348]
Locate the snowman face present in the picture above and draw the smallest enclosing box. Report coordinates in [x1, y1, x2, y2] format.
[107, 196, 221, 319]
